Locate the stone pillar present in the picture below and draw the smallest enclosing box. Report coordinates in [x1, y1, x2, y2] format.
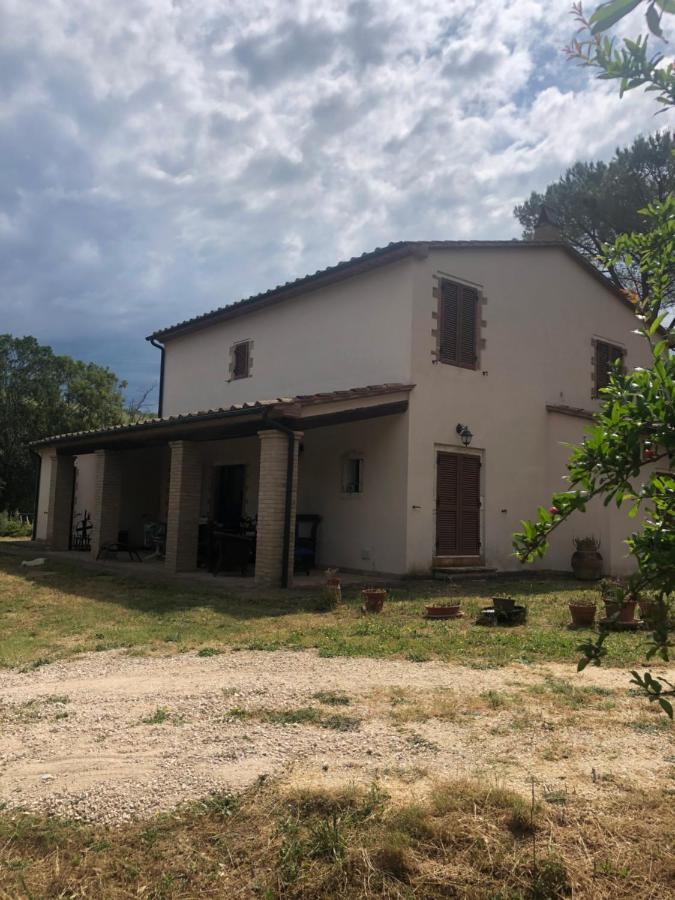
[90, 450, 122, 558]
[165, 441, 202, 573]
[45, 453, 75, 550]
[255, 429, 302, 587]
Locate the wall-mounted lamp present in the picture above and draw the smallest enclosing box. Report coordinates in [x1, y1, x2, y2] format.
[456, 423, 473, 447]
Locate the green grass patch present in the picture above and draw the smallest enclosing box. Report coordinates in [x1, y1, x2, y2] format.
[0, 554, 658, 670]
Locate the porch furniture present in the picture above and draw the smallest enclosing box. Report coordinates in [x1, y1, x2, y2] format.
[143, 521, 166, 561]
[72, 510, 92, 551]
[294, 514, 321, 574]
[96, 540, 144, 562]
[210, 530, 255, 576]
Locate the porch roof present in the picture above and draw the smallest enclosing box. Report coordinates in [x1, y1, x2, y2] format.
[31, 383, 414, 454]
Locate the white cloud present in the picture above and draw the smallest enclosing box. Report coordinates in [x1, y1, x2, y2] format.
[0, 0, 670, 399]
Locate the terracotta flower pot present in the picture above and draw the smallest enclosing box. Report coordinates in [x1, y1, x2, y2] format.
[362, 588, 387, 613]
[425, 604, 461, 620]
[569, 603, 596, 628]
[604, 599, 638, 623]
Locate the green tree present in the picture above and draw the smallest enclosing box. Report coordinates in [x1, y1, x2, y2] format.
[515, 1, 675, 715]
[0, 335, 128, 513]
[514, 131, 675, 305]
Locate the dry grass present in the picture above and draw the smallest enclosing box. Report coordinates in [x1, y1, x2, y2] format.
[1, 776, 673, 898]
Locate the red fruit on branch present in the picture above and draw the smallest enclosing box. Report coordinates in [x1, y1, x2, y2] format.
[549, 506, 559, 515]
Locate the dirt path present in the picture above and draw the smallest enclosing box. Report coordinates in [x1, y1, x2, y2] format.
[1, 649, 673, 824]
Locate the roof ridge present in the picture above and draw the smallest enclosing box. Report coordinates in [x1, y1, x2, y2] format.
[147, 237, 628, 342]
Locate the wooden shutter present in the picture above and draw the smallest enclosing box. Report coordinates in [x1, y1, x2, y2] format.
[439, 281, 459, 365]
[233, 342, 250, 379]
[438, 280, 478, 369]
[436, 452, 459, 554]
[459, 286, 478, 368]
[458, 455, 481, 555]
[436, 452, 481, 556]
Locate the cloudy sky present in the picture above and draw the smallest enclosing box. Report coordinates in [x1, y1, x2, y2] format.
[1, 0, 666, 408]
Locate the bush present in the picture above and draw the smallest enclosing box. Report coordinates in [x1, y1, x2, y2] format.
[0, 510, 32, 537]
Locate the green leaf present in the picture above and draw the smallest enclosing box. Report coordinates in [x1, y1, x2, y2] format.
[646, 3, 665, 37]
[658, 697, 673, 718]
[590, 0, 643, 34]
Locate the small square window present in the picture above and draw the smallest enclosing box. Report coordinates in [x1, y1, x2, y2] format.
[231, 341, 251, 380]
[341, 456, 363, 494]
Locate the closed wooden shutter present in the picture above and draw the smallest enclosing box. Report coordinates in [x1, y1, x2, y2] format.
[436, 452, 481, 556]
[595, 340, 624, 395]
[436, 452, 459, 554]
[438, 280, 478, 369]
[458, 455, 481, 555]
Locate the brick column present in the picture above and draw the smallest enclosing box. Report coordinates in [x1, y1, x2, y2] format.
[165, 441, 202, 573]
[90, 450, 122, 558]
[45, 453, 75, 550]
[255, 429, 302, 587]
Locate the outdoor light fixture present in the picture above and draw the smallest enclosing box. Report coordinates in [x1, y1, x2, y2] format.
[456, 423, 473, 447]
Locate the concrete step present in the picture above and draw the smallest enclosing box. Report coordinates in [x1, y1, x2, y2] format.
[432, 566, 499, 580]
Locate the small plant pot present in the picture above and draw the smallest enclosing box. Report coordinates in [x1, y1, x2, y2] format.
[604, 599, 638, 623]
[569, 603, 596, 628]
[362, 588, 387, 613]
[493, 596, 516, 615]
[425, 604, 461, 620]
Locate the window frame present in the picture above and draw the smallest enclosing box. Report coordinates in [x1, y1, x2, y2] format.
[341, 453, 364, 496]
[592, 338, 625, 398]
[229, 339, 252, 381]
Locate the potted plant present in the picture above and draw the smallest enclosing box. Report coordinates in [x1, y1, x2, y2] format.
[425, 601, 462, 619]
[571, 536, 603, 581]
[324, 568, 341, 607]
[568, 595, 596, 628]
[362, 587, 387, 613]
[601, 579, 638, 624]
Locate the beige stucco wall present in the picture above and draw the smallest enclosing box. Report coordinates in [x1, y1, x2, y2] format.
[161, 258, 416, 417]
[405, 246, 653, 574]
[297, 414, 409, 574]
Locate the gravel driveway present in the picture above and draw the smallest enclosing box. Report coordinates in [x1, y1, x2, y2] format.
[1, 649, 672, 824]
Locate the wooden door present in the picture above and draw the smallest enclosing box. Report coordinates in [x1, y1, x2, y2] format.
[436, 452, 481, 556]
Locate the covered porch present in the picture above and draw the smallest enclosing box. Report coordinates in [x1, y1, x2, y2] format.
[33, 385, 412, 587]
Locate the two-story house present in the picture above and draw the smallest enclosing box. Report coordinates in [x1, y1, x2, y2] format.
[32, 226, 650, 585]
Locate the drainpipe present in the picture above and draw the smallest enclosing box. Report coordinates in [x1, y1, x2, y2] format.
[261, 411, 297, 589]
[29, 448, 41, 541]
[148, 338, 165, 417]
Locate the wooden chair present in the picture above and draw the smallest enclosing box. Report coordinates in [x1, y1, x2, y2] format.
[294, 515, 321, 574]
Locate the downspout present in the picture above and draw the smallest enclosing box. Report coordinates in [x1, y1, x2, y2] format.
[148, 338, 165, 418]
[29, 449, 41, 541]
[261, 411, 296, 588]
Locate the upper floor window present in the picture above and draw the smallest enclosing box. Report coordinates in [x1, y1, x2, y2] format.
[230, 340, 252, 380]
[438, 278, 478, 369]
[593, 339, 625, 397]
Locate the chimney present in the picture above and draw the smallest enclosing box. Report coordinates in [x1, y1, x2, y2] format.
[532, 204, 562, 242]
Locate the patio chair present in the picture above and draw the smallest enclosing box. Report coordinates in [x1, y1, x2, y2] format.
[294, 514, 321, 574]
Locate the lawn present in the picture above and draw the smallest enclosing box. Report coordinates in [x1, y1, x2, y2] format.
[0, 552, 653, 669]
